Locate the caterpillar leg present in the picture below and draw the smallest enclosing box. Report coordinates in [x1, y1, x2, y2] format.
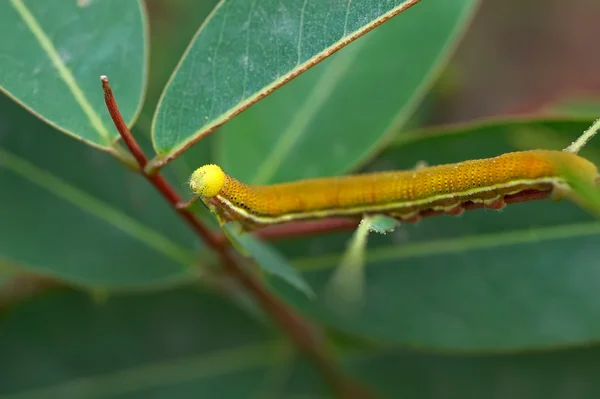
[483, 198, 506, 210]
[176, 195, 199, 209]
[550, 182, 571, 202]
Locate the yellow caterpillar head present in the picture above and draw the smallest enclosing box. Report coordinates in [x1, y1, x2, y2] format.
[189, 164, 225, 197]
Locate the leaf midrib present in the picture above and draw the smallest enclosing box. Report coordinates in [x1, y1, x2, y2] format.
[0, 148, 193, 266]
[9, 0, 113, 145]
[0, 342, 280, 399]
[293, 220, 600, 272]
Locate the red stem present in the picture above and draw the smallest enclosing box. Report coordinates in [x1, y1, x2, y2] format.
[101, 76, 369, 399]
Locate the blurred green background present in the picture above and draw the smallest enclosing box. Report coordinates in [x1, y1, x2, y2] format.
[2, 0, 600, 397]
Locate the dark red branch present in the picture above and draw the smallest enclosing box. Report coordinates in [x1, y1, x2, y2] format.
[253, 218, 360, 242]
[101, 76, 147, 168]
[101, 76, 368, 399]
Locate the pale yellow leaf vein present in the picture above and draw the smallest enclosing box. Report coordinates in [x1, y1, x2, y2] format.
[294, 221, 600, 272]
[296, 0, 308, 66]
[208, 1, 231, 120]
[9, 0, 112, 144]
[0, 343, 276, 399]
[343, 0, 353, 36]
[0, 148, 193, 265]
[241, 0, 258, 100]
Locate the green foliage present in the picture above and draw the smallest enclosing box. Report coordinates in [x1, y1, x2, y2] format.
[151, 0, 451, 162]
[0, 0, 146, 149]
[218, 0, 477, 183]
[4, 288, 600, 398]
[223, 222, 315, 298]
[0, 94, 198, 289]
[274, 119, 600, 351]
[3, 0, 600, 397]
[0, 289, 278, 397]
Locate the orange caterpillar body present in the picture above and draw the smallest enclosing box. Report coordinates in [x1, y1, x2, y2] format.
[189, 150, 599, 229]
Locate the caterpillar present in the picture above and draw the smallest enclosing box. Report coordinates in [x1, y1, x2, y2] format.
[188, 149, 599, 230]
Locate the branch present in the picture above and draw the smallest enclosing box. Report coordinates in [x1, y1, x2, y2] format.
[101, 76, 225, 249]
[101, 76, 369, 399]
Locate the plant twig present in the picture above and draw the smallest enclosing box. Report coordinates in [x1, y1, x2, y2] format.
[101, 76, 222, 248]
[101, 76, 369, 399]
[251, 218, 360, 242]
[564, 117, 600, 154]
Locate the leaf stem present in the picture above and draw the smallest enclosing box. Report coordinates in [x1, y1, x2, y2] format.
[100, 76, 368, 399]
[564, 117, 600, 154]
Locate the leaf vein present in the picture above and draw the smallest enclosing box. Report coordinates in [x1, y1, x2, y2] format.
[294, 221, 600, 272]
[0, 148, 193, 266]
[9, 0, 113, 144]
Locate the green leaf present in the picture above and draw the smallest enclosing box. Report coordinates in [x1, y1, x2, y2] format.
[218, 0, 479, 183]
[151, 0, 431, 166]
[0, 0, 146, 150]
[342, 346, 600, 399]
[223, 223, 315, 299]
[560, 166, 600, 219]
[0, 288, 283, 397]
[6, 286, 600, 398]
[137, 0, 221, 187]
[0, 94, 198, 290]
[269, 118, 600, 351]
[140, 0, 220, 130]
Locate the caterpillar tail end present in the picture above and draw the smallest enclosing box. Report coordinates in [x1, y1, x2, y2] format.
[189, 164, 225, 197]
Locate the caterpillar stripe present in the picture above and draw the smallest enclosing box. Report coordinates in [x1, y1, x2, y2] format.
[189, 150, 599, 230]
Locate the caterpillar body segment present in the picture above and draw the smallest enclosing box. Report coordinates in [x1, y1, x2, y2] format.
[189, 150, 599, 230]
